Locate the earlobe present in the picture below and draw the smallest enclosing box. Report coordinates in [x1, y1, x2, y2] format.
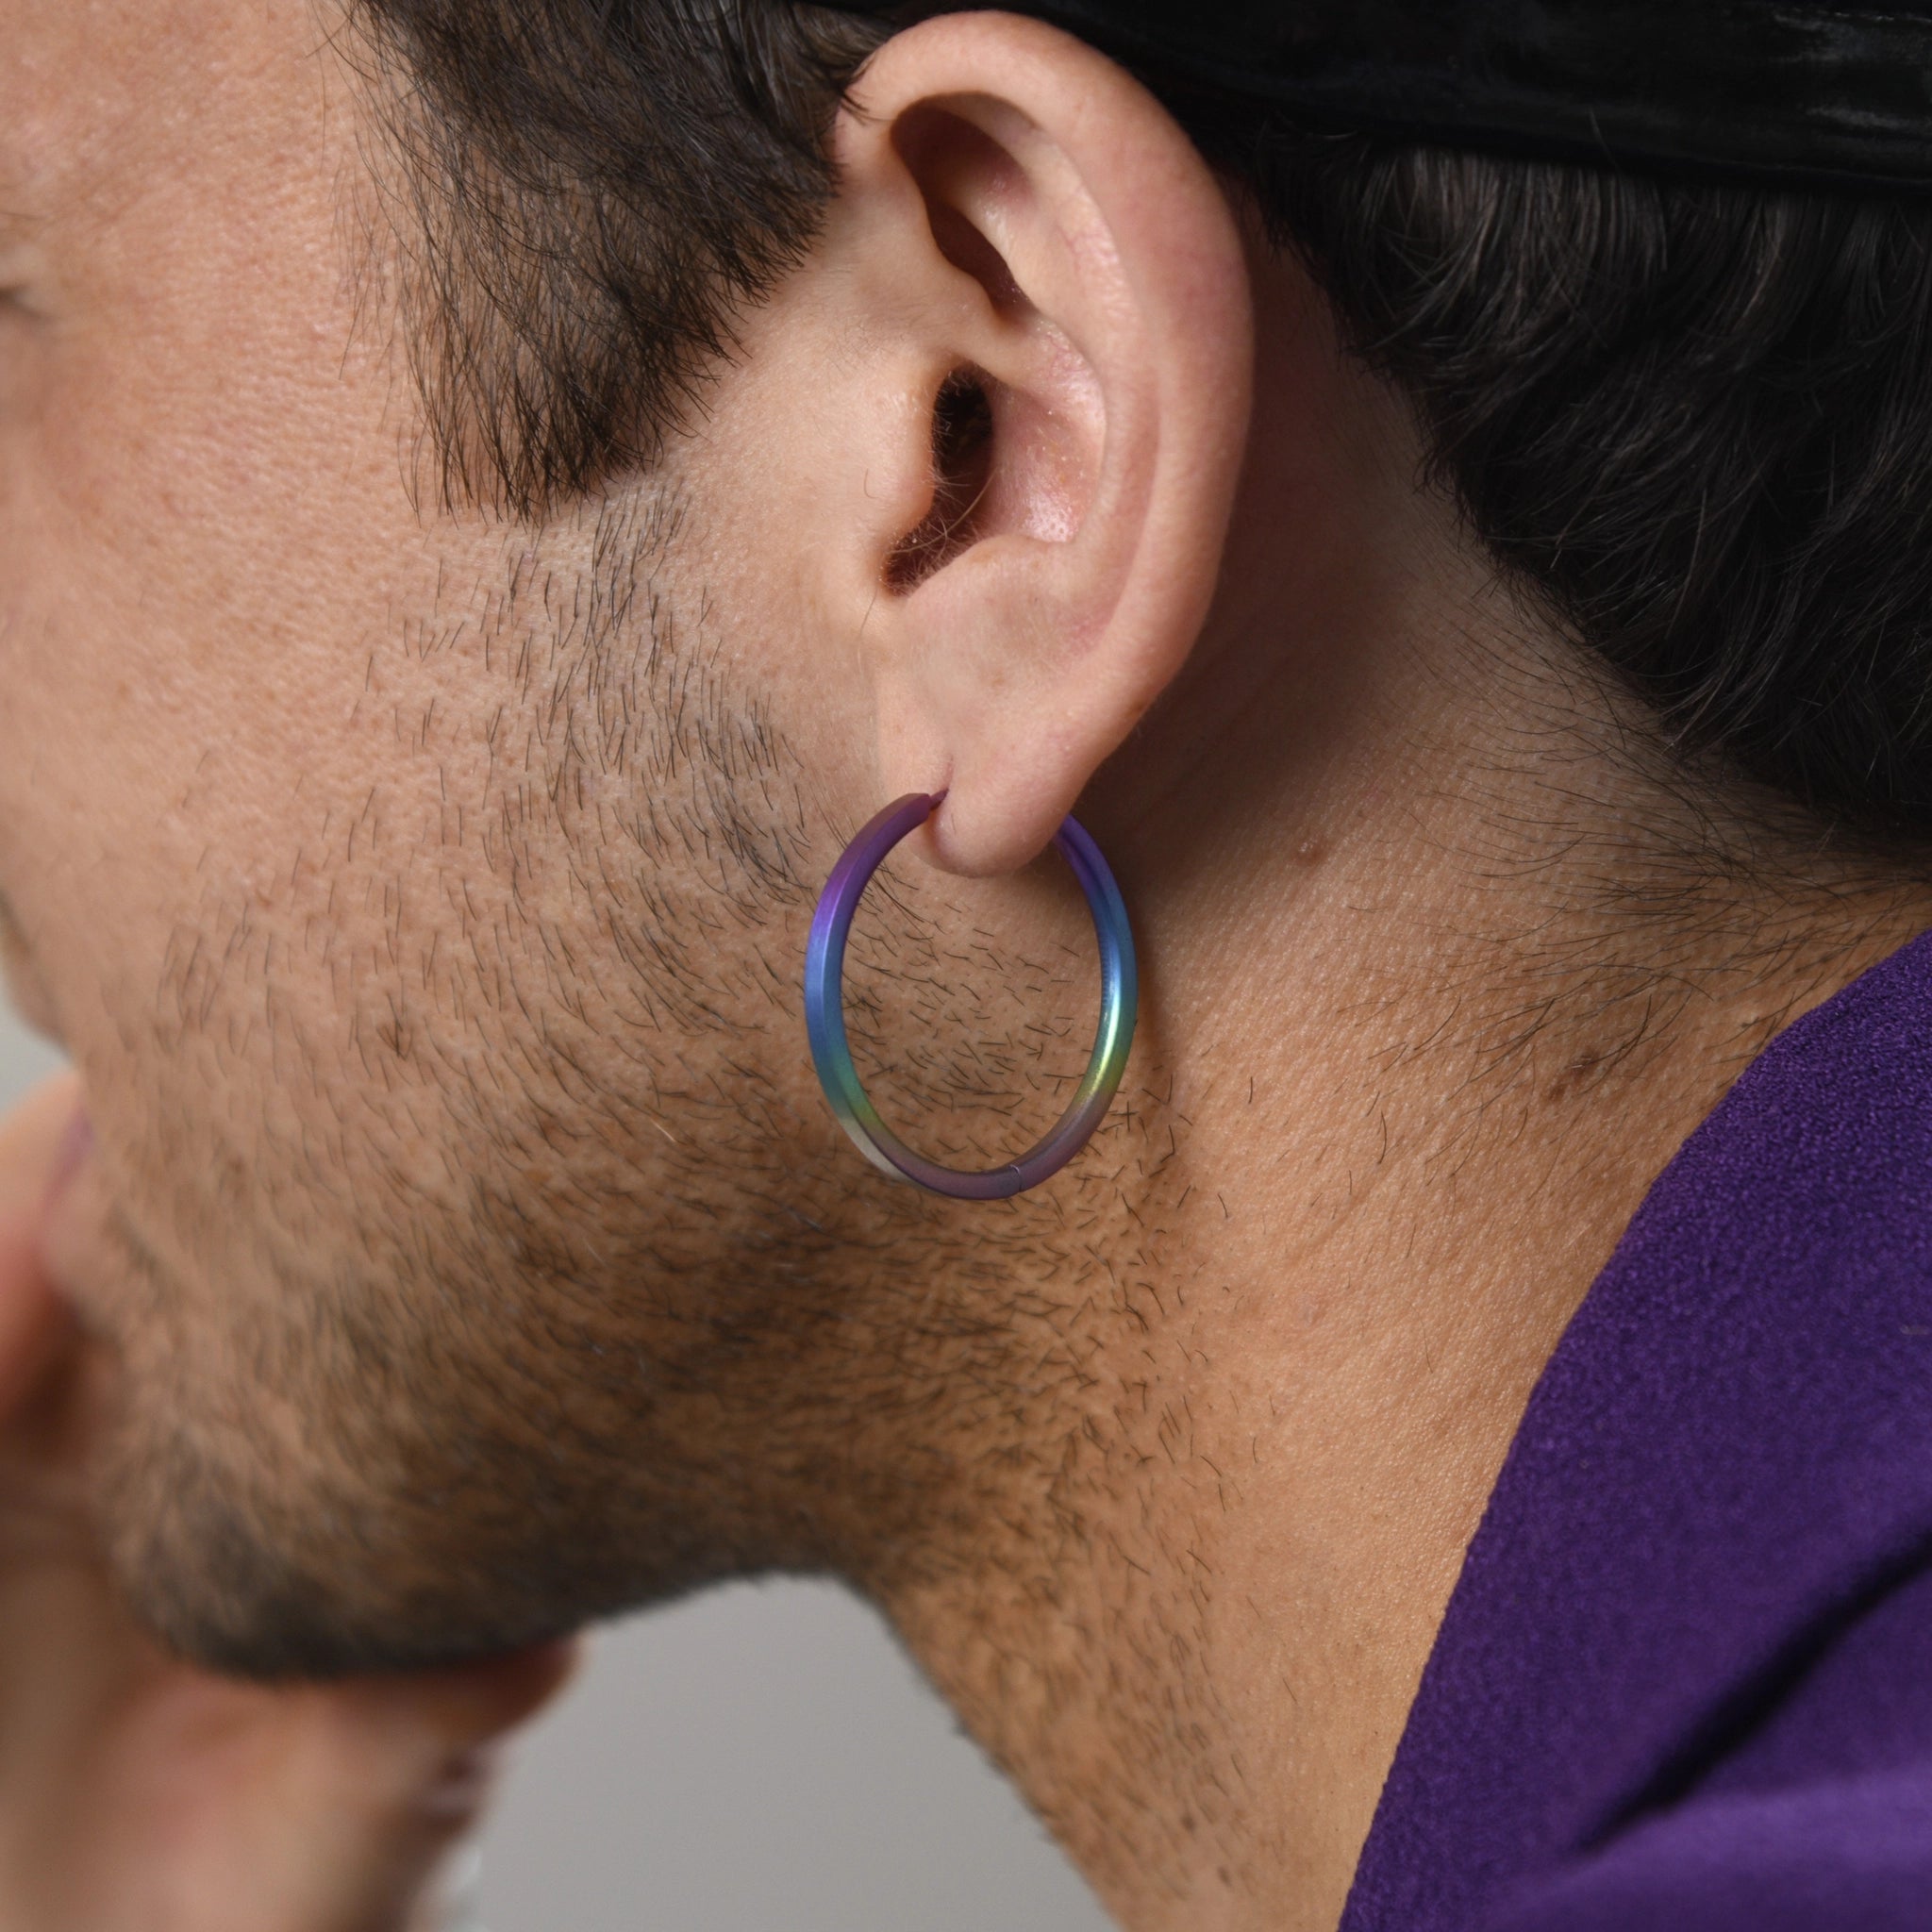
[830, 14, 1253, 877]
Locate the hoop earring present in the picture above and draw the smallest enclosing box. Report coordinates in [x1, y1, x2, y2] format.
[805, 793, 1138, 1200]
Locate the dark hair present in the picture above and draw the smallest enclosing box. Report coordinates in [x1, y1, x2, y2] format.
[353, 0, 1932, 836]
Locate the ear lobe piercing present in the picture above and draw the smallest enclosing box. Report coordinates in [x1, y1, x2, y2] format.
[805, 793, 1139, 1199]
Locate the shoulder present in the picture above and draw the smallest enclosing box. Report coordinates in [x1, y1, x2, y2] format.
[1490, 1544, 1932, 1932]
[1490, 1764, 1932, 1931]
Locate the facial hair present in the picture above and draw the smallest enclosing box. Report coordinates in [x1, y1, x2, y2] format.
[75, 485, 1160, 1682]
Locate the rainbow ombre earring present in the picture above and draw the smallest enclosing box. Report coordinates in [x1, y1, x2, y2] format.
[805, 793, 1138, 1199]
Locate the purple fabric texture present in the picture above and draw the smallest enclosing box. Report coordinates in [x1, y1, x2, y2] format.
[1341, 930, 1932, 1931]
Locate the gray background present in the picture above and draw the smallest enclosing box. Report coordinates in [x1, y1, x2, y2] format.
[0, 1005, 1110, 1932]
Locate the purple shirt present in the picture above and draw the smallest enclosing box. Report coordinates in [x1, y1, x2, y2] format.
[1341, 930, 1932, 1931]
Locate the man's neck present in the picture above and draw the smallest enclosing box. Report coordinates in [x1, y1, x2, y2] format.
[869, 592, 1932, 1931]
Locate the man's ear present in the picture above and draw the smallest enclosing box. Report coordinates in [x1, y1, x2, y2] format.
[825, 12, 1252, 876]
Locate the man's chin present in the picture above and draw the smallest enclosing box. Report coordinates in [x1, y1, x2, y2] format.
[92, 1423, 578, 1683]
[112, 1511, 589, 1684]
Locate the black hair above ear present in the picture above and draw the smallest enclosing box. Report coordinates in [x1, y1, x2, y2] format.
[824, 0, 1932, 195]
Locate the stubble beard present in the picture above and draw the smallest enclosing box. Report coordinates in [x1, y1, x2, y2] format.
[63, 484, 1258, 1920]
[74, 489, 1133, 1682]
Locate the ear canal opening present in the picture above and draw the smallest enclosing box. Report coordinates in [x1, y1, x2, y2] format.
[885, 368, 995, 592]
